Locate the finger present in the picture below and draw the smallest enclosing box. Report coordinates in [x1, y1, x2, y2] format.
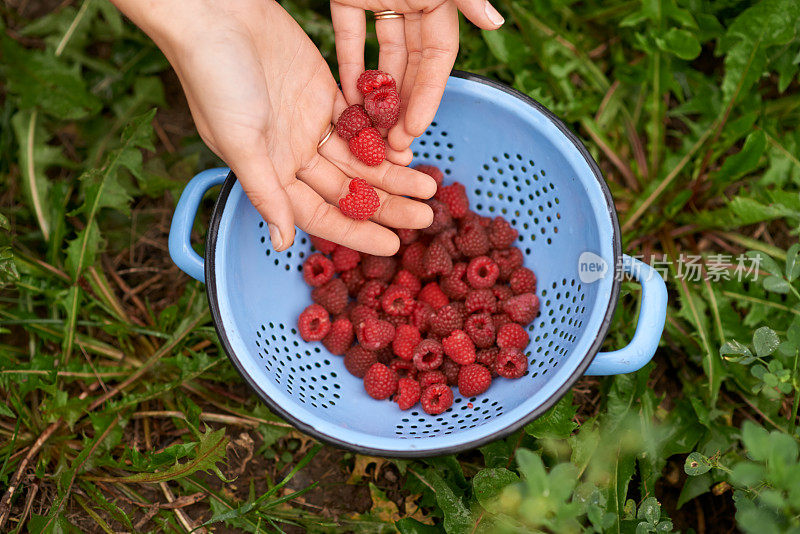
[453, 0, 504, 29]
[231, 147, 295, 252]
[387, 13, 423, 151]
[318, 133, 437, 199]
[286, 179, 401, 256]
[298, 154, 434, 229]
[376, 16, 408, 90]
[331, 1, 366, 105]
[403, 1, 459, 137]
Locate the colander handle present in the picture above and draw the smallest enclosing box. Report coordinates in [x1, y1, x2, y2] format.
[585, 254, 668, 376]
[168, 168, 229, 282]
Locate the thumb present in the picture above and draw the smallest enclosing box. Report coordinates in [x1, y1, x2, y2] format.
[229, 148, 295, 252]
[453, 0, 504, 29]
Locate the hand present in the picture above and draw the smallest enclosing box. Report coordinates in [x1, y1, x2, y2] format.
[112, 0, 437, 255]
[331, 0, 504, 151]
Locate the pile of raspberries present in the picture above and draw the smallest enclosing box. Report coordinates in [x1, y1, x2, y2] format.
[297, 165, 540, 415]
[336, 70, 401, 167]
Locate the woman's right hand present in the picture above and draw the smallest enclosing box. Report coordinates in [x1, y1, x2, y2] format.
[112, 0, 437, 255]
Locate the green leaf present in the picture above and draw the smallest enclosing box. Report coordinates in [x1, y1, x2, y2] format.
[763, 275, 791, 294]
[657, 28, 701, 60]
[524, 391, 578, 439]
[720, 340, 755, 364]
[472, 468, 520, 509]
[747, 250, 783, 277]
[0, 35, 101, 119]
[112, 427, 228, 483]
[482, 29, 528, 67]
[421, 470, 473, 534]
[753, 327, 780, 357]
[684, 452, 712, 475]
[0, 403, 15, 418]
[715, 130, 767, 181]
[637, 497, 661, 524]
[396, 518, 442, 534]
[786, 244, 800, 281]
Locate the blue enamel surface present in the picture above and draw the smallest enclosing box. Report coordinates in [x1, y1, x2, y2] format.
[170, 75, 668, 455]
[168, 168, 228, 282]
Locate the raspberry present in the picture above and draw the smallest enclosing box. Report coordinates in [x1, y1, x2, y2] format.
[401, 242, 427, 278]
[356, 69, 396, 95]
[362, 254, 396, 281]
[442, 330, 476, 365]
[491, 248, 524, 280]
[414, 164, 444, 188]
[430, 304, 463, 337]
[418, 282, 449, 310]
[322, 317, 354, 355]
[310, 235, 338, 255]
[492, 284, 514, 302]
[349, 127, 386, 166]
[393, 269, 422, 297]
[341, 268, 366, 296]
[434, 227, 460, 260]
[410, 301, 435, 333]
[392, 324, 421, 360]
[344, 345, 378, 378]
[496, 322, 530, 349]
[381, 285, 415, 316]
[441, 358, 461, 385]
[494, 348, 528, 379]
[488, 217, 519, 249]
[336, 105, 372, 141]
[376, 347, 394, 365]
[422, 199, 453, 235]
[420, 383, 453, 415]
[436, 183, 469, 218]
[458, 364, 492, 397]
[396, 228, 420, 245]
[476, 348, 499, 371]
[412, 339, 444, 371]
[394, 377, 421, 410]
[332, 245, 361, 272]
[423, 241, 454, 277]
[357, 279, 388, 309]
[465, 289, 497, 314]
[311, 278, 348, 315]
[502, 293, 540, 324]
[440, 263, 469, 300]
[302, 253, 335, 287]
[509, 267, 537, 295]
[419, 370, 447, 389]
[364, 86, 401, 128]
[492, 313, 512, 332]
[340, 177, 380, 219]
[450, 301, 468, 322]
[464, 313, 496, 348]
[389, 358, 417, 379]
[384, 313, 408, 328]
[349, 303, 379, 329]
[455, 220, 490, 257]
[363, 363, 398, 399]
[356, 317, 396, 350]
[298, 304, 331, 342]
[466, 256, 500, 289]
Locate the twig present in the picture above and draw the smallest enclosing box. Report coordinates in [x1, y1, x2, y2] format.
[160, 482, 206, 533]
[0, 421, 60, 530]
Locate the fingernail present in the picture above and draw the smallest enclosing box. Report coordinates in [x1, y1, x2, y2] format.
[268, 223, 283, 251]
[485, 2, 504, 26]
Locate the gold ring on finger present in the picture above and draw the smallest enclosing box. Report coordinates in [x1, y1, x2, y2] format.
[374, 10, 403, 20]
[318, 124, 335, 149]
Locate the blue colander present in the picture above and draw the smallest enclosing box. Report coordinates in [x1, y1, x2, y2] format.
[168, 72, 668, 457]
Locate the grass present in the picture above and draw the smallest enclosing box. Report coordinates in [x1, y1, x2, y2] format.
[2, 0, 800, 532]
